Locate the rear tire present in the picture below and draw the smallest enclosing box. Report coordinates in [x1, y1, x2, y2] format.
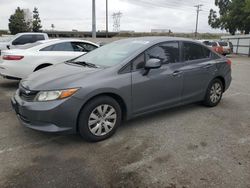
[78, 96, 122, 142]
[203, 79, 223, 107]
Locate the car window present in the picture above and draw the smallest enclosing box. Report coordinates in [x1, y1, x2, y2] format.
[71, 42, 97, 52]
[40, 42, 74, 51]
[74, 39, 147, 67]
[34, 35, 45, 41]
[218, 42, 228, 46]
[183, 42, 210, 61]
[133, 53, 145, 70]
[145, 42, 180, 64]
[207, 41, 217, 47]
[40, 45, 54, 51]
[12, 35, 34, 45]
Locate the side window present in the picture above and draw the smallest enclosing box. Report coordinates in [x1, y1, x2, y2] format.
[34, 35, 45, 41]
[51, 42, 74, 51]
[40, 42, 74, 51]
[133, 54, 145, 70]
[40, 45, 54, 51]
[12, 35, 34, 45]
[71, 42, 97, 52]
[145, 42, 180, 64]
[183, 42, 210, 61]
[203, 47, 211, 58]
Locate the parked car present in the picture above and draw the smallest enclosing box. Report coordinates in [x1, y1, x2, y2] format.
[0, 32, 49, 51]
[0, 39, 98, 79]
[202, 41, 224, 55]
[218, 41, 233, 55]
[11, 37, 232, 142]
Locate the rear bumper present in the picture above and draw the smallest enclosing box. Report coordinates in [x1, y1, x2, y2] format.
[11, 90, 83, 133]
[0, 62, 28, 79]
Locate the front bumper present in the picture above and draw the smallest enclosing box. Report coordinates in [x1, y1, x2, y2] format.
[11, 90, 83, 133]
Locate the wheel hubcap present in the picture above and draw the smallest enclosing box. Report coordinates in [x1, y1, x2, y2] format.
[210, 82, 222, 103]
[88, 104, 117, 136]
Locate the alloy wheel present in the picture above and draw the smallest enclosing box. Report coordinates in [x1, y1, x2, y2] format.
[209, 82, 222, 104]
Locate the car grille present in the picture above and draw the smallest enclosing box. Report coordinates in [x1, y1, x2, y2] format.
[19, 85, 38, 102]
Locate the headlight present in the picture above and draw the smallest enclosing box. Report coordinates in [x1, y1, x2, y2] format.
[36, 88, 79, 102]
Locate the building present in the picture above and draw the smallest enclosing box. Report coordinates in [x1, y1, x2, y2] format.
[151, 29, 171, 33]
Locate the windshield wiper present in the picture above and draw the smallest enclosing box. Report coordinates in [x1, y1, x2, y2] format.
[66, 61, 99, 68]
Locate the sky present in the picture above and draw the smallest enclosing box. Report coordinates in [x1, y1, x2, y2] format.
[0, 0, 223, 33]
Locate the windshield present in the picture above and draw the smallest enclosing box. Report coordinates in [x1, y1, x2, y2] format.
[73, 39, 149, 67]
[0, 36, 14, 42]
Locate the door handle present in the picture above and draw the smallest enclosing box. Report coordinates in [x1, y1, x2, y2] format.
[203, 64, 213, 69]
[172, 71, 182, 77]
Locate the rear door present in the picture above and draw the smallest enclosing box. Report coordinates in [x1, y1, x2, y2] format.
[131, 41, 183, 115]
[38, 42, 79, 64]
[180, 42, 216, 104]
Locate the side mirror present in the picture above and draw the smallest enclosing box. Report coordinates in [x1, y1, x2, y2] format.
[6, 45, 10, 50]
[143, 58, 162, 76]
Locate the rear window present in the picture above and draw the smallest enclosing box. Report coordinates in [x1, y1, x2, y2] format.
[218, 42, 228, 46]
[34, 35, 45, 41]
[183, 42, 211, 61]
[207, 42, 217, 47]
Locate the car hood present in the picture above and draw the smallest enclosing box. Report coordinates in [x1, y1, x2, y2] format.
[21, 62, 103, 91]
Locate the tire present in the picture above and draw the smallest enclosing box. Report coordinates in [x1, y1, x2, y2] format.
[203, 79, 223, 107]
[78, 96, 122, 142]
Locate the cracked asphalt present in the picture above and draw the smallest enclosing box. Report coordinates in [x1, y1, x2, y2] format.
[0, 56, 250, 188]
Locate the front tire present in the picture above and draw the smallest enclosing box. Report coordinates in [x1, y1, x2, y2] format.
[78, 96, 122, 142]
[203, 79, 223, 107]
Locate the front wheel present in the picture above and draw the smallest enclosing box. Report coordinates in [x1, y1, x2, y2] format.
[78, 96, 122, 142]
[203, 79, 223, 107]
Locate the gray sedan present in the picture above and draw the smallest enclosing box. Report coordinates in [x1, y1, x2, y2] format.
[11, 37, 232, 142]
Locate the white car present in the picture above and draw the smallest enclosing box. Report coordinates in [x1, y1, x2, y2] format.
[0, 39, 98, 79]
[0, 32, 49, 51]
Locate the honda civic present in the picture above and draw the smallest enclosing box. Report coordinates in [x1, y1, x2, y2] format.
[11, 37, 232, 142]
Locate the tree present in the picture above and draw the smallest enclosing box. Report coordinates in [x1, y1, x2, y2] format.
[208, 0, 250, 35]
[32, 7, 42, 32]
[8, 7, 31, 34]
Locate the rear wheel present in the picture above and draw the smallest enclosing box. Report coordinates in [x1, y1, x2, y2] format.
[203, 79, 223, 107]
[78, 96, 122, 142]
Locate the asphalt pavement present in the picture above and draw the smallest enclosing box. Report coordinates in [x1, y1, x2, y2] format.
[0, 56, 249, 188]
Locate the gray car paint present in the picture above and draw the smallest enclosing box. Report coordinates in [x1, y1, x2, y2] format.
[12, 37, 232, 133]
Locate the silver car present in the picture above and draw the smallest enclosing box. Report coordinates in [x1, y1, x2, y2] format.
[11, 37, 232, 142]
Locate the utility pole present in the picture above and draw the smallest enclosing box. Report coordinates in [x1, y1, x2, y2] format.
[106, 0, 108, 38]
[92, 0, 96, 38]
[194, 4, 203, 39]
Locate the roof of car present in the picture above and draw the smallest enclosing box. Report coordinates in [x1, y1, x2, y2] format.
[116, 36, 199, 44]
[16, 32, 47, 35]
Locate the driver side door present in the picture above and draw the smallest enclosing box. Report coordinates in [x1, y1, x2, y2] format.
[131, 42, 183, 115]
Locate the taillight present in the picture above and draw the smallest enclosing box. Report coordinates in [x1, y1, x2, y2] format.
[227, 59, 232, 66]
[3, 55, 24, 60]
